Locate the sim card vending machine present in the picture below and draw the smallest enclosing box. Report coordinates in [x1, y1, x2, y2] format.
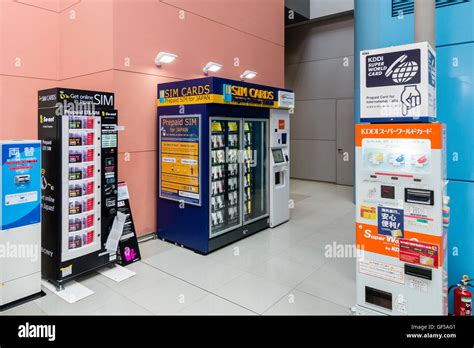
[269, 109, 290, 228]
[0, 141, 42, 309]
[157, 77, 294, 254]
[355, 123, 448, 315]
[38, 88, 118, 288]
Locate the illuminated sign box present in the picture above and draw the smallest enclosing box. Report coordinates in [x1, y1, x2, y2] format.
[360, 42, 436, 123]
[157, 77, 294, 109]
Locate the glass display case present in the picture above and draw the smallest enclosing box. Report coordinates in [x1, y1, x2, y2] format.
[62, 112, 102, 260]
[209, 118, 268, 238]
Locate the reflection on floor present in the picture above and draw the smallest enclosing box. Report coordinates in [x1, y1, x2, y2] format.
[2, 179, 356, 315]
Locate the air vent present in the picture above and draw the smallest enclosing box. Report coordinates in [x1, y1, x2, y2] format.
[392, 0, 470, 17]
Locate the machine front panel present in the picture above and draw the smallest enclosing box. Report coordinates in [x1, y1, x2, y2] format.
[355, 123, 447, 315]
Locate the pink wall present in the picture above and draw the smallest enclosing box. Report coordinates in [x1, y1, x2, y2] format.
[0, 0, 284, 235]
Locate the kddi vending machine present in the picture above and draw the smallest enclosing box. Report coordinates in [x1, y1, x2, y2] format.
[355, 43, 449, 315]
[38, 88, 119, 288]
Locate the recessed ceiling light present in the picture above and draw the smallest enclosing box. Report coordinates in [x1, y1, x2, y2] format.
[155, 52, 178, 67]
[240, 70, 257, 80]
[203, 62, 223, 75]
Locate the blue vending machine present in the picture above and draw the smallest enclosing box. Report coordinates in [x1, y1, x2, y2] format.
[355, 0, 474, 312]
[0, 140, 42, 310]
[157, 77, 293, 254]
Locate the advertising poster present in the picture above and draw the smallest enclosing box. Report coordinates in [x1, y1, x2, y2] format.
[360, 42, 436, 121]
[378, 206, 404, 238]
[116, 182, 141, 266]
[399, 239, 439, 269]
[1, 142, 41, 230]
[159, 115, 201, 206]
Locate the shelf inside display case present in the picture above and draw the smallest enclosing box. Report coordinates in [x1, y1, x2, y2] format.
[63, 113, 101, 259]
[67, 227, 95, 251]
[210, 119, 242, 237]
[242, 120, 267, 223]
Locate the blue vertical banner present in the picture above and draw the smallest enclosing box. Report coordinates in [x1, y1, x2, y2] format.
[1, 142, 41, 230]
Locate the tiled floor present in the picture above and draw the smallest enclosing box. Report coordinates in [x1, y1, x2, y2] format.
[2, 179, 356, 315]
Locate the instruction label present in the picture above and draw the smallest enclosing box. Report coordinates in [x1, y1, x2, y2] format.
[358, 259, 405, 284]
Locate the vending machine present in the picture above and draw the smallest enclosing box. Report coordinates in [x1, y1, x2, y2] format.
[0, 141, 42, 309]
[157, 77, 294, 254]
[38, 88, 119, 288]
[355, 123, 448, 315]
[355, 43, 448, 315]
[269, 109, 290, 228]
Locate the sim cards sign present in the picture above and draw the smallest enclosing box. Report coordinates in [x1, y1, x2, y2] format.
[378, 206, 404, 238]
[360, 42, 436, 122]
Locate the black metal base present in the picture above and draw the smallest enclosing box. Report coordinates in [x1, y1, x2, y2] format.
[0, 291, 46, 312]
[45, 259, 116, 289]
[208, 217, 269, 254]
[157, 218, 270, 255]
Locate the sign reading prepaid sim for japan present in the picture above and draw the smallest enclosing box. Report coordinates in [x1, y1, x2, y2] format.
[360, 42, 436, 122]
[159, 115, 201, 206]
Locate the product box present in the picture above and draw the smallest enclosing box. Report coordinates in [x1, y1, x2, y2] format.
[360, 42, 436, 122]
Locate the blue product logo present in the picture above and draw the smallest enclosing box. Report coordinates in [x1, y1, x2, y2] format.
[428, 50, 436, 88]
[366, 49, 421, 88]
[159, 90, 165, 104]
[223, 84, 232, 102]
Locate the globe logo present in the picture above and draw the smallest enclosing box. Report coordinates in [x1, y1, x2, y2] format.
[385, 54, 419, 83]
[392, 60, 419, 83]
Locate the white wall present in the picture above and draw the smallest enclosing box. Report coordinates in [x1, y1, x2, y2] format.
[310, 0, 354, 19]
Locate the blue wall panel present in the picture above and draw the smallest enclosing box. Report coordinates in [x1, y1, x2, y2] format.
[437, 43, 474, 181]
[447, 180, 474, 310]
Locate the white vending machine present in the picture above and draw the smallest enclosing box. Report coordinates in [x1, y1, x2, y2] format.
[0, 140, 42, 310]
[355, 123, 448, 315]
[269, 109, 290, 228]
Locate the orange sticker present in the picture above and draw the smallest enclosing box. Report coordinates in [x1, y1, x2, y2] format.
[355, 222, 444, 265]
[278, 119, 285, 130]
[355, 123, 443, 149]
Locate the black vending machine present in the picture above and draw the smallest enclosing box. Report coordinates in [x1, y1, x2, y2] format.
[38, 88, 119, 288]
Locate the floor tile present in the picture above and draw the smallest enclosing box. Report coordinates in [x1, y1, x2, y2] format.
[95, 261, 171, 297]
[248, 255, 316, 288]
[139, 238, 174, 260]
[1, 300, 46, 315]
[264, 290, 350, 315]
[91, 295, 153, 315]
[175, 261, 244, 292]
[126, 276, 209, 315]
[142, 245, 214, 276]
[178, 294, 256, 315]
[213, 272, 291, 314]
[208, 243, 273, 273]
[279, 242, 329, 269]
[296, 258, 356, 308]
[34, 276, 125, 315]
